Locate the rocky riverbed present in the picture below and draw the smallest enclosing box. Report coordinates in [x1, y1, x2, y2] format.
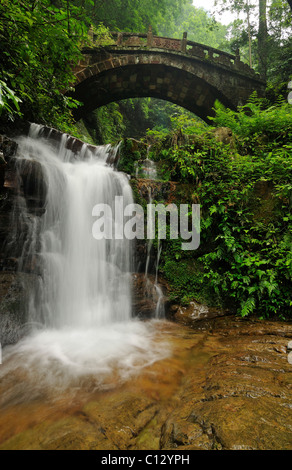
[0, 315, 291, 450]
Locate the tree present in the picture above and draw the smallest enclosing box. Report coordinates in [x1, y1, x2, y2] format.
[157, 1, 228, 50]
[0, 0, 111, 129]
[214, 0, 292, 82]
[81, 0, 189, 33]
[258, 0, 268, 79]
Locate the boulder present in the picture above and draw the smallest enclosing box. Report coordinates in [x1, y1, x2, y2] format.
[213, 126, 234, 147]
[171, 300, 228, 324]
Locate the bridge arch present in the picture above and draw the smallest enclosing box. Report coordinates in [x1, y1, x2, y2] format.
[70, 33, 265, 123]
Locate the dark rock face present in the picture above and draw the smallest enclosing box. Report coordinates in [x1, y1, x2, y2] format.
[17, 159, 47, 210]
[0, 192, 14, 262]
[0, 135, 46, 272]
[0, 271, 37, 345]
[0, 135, 45, 343]
[0, 136, 18, 192]
[0, 153, 6, 190]
[132, 273, 169, 318]
[0, 135, 18, 163]
[0, 136, 19, 272]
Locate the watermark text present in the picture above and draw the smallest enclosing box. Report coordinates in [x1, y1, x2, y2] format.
[92, 197, 200, 251]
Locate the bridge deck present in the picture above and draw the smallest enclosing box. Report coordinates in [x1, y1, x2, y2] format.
[87, 28, 262, 80]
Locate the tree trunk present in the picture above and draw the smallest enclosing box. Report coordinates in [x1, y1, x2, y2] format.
[247, 0, 252, 68]
[258, 0, 268, 80]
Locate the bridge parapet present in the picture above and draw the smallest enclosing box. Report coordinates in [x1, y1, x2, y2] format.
[71, 28, 266, 123]
[88, 28, 260, 79]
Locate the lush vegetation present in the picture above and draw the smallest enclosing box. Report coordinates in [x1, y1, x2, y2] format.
[1, 0, 291, 138]
[0, 0, 83, 130]
[215, 0, 292, 81]
[1, 0, 291, 319]
[137, 97, 292, 319]
[83, 98, 205, 143]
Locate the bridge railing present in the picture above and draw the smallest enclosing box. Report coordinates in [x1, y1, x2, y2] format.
[90, 27, 258, 78]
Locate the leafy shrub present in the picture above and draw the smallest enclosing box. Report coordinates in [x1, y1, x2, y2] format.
[150, 99, 292, 319]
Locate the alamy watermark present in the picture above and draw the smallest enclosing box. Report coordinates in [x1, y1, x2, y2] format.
[92, 197, 200, 250]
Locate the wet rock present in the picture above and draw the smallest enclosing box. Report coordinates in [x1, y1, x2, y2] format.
[0, 314, 291, 450]
[132, 273, 169, 318]
[161, 418, 212, 450]
[0, 151, 7, 166]
[173, 300, 228, 323]
[0, 136, 18, 191]
[0, 191, 14, 251]
[131, 178, 177, 204]
[213, 127, 234, 147]
[0, 151, 7, 190]
[0, 135, 18, 163]
[35, 125, 108, 161]
[134, 239, 157, 274]
[0, 271, 37, 345]
[18, 159, 47, 205]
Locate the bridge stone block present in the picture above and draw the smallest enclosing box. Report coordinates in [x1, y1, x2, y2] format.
[71, 44, 265, 123]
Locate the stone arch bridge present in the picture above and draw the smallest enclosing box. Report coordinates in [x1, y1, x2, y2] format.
[71, 29, 266, 123]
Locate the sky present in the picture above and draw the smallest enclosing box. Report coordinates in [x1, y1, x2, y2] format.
[192, 0, 238, 25]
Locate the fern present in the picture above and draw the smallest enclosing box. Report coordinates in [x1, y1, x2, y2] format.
[240, 297, 256, 317]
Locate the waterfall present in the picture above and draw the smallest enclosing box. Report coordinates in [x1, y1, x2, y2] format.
[15, 124, 133, 328]
[144, 187, 165, 319]
[135, 145, 158, 180]
[145, 187, 153, 279]
[154, 239, 165, 318]
[0, 125, 169, 403]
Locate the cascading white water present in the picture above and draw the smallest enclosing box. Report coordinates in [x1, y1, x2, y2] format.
[0, 125, 169, 404]
[135, 145, 158, 180]
[23, 125, 133, 328]
[144, 188, 165, 319]
[154, 238, 165, 318]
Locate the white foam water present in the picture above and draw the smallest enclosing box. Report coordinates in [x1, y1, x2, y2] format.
[0, 125, 169, 404]
[0, 320, 169, 405]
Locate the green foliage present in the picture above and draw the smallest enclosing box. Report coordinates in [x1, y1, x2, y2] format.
[88, 0, 189, 34]
[82, 103, 126, 144]
[170, 114, 208, 135]
[150, 131, 229, 183]
[84, 98, 204, 143]
[210, 97, 292, 142]
[118, 139, 143, 174]
[150, 99, 292, 319]
[215, 0, 292, 81]
[0, 0, 111, 130]
[0, 79, 22, 118]
[161, 260, 202, 304]
[157, 1, 228, 51]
